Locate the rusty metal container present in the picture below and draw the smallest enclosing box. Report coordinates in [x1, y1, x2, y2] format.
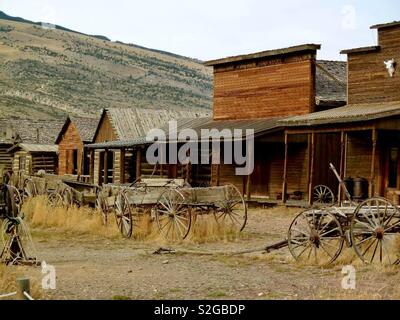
[344, 177, 354, 198]
[353, 177, 368, 200]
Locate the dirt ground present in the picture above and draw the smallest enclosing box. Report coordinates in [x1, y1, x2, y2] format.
[7, 206, 400, 300]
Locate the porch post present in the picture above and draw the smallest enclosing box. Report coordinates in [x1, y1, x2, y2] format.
[338, 131, 346, 204]
[103, 149, 108, 185]
[308, 132, 315, 206]
[282, 132, 288, 204]
[136, 148, 142, 180]
[120, 148, 126, 184]
[370, 128, 377, 197]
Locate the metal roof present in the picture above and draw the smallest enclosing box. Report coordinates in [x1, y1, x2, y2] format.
[8, 143, 58, 153]
[280, 102, 400, 127]
[86, 116, 284, 149]
[100, 108, 210, 141]
[204, 44, 321, 66]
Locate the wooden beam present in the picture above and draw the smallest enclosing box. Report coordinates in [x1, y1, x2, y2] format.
[286, 126, 374, 135]
[103, 150, 108, 185]
[370, 128, 378, 197]
[136, 148, 142, 180]
[282, 133, 289, 204]
[308, 132, 315, 206]
[338, 131, 346, 204]
[216, 164, 220, 187]
[120, 148, 126, 184]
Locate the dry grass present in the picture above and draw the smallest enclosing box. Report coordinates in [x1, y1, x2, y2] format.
[0, 265, 44, 300]
[22, 196, 120, 239]
[22, 197, 241, 244]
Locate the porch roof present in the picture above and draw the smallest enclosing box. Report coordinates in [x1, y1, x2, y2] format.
[280, 102, 400, 127]
[86, 116, 284, 149]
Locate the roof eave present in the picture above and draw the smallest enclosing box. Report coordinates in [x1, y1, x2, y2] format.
[204, 44, 321, 67]
[340, 46, 380, 55]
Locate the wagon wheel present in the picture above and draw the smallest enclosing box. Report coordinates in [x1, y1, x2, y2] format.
[96, 193, 109, 225]
[288, 209, 344, 265]
[155, 188, 191, 241]
[23, 179, 37, 199]
[313, 185, 335, 207]
[350, 197, 400, 264]
[213, 184, 247, 232]
[47, 192, 63, 208]
[7, 185, 22, 215]
[114, 191, 133, 238]
[61, 188, 74, 207]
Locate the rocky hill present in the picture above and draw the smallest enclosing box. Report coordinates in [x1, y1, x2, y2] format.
[0, 11, 213, 120]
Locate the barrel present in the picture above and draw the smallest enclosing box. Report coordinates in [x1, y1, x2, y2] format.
[344, 177, 354, 198]
[353, 177, 368, 200]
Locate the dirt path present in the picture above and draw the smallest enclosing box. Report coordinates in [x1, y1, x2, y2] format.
[9, 207, 400, 300]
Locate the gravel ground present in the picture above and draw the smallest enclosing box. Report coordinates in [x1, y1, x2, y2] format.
[8, 206, 400, 300]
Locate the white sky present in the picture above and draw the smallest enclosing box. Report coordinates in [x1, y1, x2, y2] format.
[1, 0, 399, 61]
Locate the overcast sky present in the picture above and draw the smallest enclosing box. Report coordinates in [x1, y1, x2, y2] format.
[1, 0, 399, 61]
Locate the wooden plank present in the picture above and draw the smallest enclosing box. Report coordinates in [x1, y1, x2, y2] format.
[308, 133, 315, 206]
[370, 128, 377, 197]
[282, 133, 288, 203]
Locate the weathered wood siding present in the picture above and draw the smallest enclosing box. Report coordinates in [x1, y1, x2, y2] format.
[213, 54, 316, 120]
[0, 144, 12, 174]
[58, 122, 84, 176]
[348, 26, 400, 105]
[94, 113, 118, 143]
[345, 132, 381, 196]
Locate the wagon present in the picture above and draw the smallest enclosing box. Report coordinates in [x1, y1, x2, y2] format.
[266, 163, 400, 265]
[98, 178, 247, 241]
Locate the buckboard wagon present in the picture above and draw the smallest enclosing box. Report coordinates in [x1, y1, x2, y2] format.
[266, 164, 400, 265]
[97, 178, 247, 241]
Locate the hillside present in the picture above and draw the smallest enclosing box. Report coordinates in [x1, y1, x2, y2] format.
[0, 12, 213, 120]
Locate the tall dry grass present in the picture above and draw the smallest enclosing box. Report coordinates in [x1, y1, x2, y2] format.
[22, 197, 242, 244]
[22, 196, 120, 239]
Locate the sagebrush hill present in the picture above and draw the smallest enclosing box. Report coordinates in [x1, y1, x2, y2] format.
[0, 11, 213, 119]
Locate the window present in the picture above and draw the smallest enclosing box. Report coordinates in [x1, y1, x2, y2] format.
[388, 147, 399, 188]
[72, 149, 78, 175]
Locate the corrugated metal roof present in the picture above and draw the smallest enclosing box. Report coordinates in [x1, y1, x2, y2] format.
[105, 108, 210, 141]
[8, 143, 58, 153]
[280, 102, 400, 127]
[87, 116, 283, 149]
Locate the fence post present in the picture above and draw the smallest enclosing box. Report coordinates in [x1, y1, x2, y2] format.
[16, 278, 30, 300]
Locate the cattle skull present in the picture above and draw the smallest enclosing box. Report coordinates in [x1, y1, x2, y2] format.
[384, 59, 396, 77]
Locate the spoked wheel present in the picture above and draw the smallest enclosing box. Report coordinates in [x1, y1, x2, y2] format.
[6, 185, 23, 216]
[213, 184, 247, 232]
[313, 185, 335, 207]
[155, 188, 191, 241]
[350, 197, 400, 265]
[114, 191, 133, 238]
[47, 192, 63, 208]
[61, 188, 74, 207]
[288, 209, 344, 265]
[23, 179, 37, 199]
[96, 193, 110, 225]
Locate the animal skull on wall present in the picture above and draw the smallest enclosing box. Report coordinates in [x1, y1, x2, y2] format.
[384, 59, 396, 77]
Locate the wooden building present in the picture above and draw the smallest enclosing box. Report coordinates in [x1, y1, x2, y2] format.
[197, 44, 347, 204]
[0, 119, 63, 180]
[8, 143, 58, 175]
[280, 21, 400, 204]
[55, 116, 98, 179]
[88, 108, 209, 185]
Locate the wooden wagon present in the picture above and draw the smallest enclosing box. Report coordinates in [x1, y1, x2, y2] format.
[266, 164, 400, 265]
[97, 178, 247, 241]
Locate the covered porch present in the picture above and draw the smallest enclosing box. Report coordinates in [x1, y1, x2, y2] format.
[281, 103, 400, 205]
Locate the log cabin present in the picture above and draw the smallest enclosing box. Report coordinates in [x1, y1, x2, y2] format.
[55, 116, 98, 181]
[0, 119, 63, 180]
[280, 21, 400, 205]
[88, 108, 209, 185]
